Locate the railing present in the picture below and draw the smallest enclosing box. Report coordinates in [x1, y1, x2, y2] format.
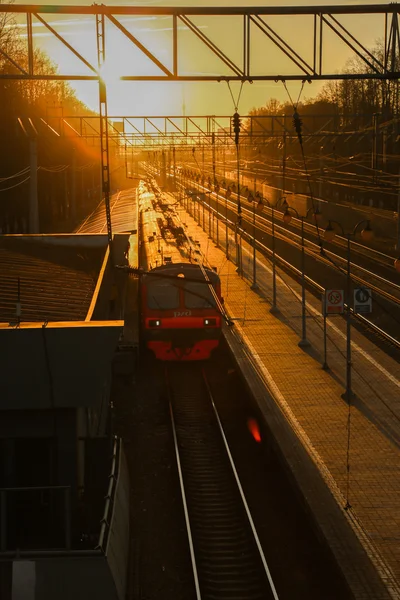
[96, 436, 120, 553]
[0, 440, 122, 555]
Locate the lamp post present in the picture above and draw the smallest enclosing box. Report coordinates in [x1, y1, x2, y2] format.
[283, 204, 322, 347]
[282, 114, 287, 196]
[262, 198, 278, 313]
[324, 219, 373, 400]
[185, 170, 189, 211]
[215, 182, 220, 247]
[245, 189, 257, 289]
[207, 189, 212, 237]
[201, 178, 205, 230]
[235, 185, 243, 276]
[191, 173, 195, 218]
[225, 186, 231, 258]
[196, 175, 201, 223]
[250, 176, 258, 289]
[319, 145, 324, 199]
[192, 173, 196, 219]
[202, 192, 205, 230]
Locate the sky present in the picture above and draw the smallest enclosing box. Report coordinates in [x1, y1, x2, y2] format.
[14, 0, 393, 116]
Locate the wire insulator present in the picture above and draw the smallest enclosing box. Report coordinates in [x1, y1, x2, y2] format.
[293, 111, 303, 144]
[232, 112, 241, 145]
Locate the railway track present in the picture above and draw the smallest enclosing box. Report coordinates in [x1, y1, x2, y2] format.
[237, 203, 400, 305]
[76, 169, 400, 344]
[166, 363, 278, 600]
[172, 164, 398, 273]
[171, 173, 400, 344]
[208, 185, 399, 295]
[176, 158, 398, 250]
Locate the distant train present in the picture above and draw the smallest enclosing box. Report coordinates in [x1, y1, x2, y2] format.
[138, 179, 223, 360]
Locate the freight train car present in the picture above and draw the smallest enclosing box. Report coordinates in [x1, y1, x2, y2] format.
[139, 180, 223, 360]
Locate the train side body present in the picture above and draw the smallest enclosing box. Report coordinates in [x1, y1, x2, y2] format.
[139, 181, 222, 361]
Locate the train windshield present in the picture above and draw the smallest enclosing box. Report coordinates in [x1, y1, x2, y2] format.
[147, 279, 180, 309]
[184, 281, 216, 309]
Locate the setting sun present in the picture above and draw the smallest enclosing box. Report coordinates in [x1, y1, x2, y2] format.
[99, 60, 122, 89]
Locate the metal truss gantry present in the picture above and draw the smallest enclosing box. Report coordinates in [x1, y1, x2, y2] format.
[38, 113, 384, 148]
[1, 4, 400, 81]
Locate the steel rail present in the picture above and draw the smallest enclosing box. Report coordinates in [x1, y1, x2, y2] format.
[182, 159, 399, 229]
[157, 167, 400, 348]
[235, 201, 400, 305]
[266, 214, 400, 298]
[167, 383, 202, 600]
[193, 179, 400, 292]
[166, 364, 280, 600]
[188, 169, 398, 275]
[243, 221, 400, 348]
[270, 212, 400, 290]
[237, 220, 400, 349]
[195, 191, 400, 348]
[202, 370, 280, 600]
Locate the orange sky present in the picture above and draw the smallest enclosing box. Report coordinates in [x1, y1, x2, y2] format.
[15, 0, 391, 116]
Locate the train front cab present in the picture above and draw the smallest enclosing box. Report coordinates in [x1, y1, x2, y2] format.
[141, 267, 222, 360]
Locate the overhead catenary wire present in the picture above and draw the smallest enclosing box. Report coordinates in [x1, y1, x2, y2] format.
[0, 175, 31, 192]
[226, 80, 245, 113]
[39, 165, 69, 173]
[0, 167, 30, 182]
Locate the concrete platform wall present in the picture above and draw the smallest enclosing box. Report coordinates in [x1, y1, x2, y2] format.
[0, 323, 123, 410]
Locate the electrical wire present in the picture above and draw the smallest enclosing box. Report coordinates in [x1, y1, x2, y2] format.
[226, 81, 245, 112]
[0, 175, 30, 191]
[0, 167, 30, 182]
[39, 165, 69, 173]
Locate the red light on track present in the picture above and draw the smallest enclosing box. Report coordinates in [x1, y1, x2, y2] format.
[247, 418, 261, 443]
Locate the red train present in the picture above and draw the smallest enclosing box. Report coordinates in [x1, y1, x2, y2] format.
[139, 180, 223, 360]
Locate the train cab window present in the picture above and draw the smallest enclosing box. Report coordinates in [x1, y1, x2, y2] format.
[147, 279, 180, 309]
[184, 282, 216, 309]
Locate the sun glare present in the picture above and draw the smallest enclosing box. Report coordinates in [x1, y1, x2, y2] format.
[99, 61, 122, 88]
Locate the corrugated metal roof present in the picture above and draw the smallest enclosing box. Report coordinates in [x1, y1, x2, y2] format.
[77, 188, 137, 234]
[0, 238, 102, 323]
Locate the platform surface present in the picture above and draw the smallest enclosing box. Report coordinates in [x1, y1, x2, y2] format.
[176, 199, 400, 600]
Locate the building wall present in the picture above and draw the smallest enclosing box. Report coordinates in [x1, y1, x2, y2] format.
[11, 557, 118, 600]
[1, 324, 122, 410]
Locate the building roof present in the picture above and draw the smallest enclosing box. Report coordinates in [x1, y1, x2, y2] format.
[0, 237, 104, 323]
[77, 189, 137, 234]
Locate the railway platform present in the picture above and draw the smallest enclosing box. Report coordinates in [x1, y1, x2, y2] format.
[176, 200, 400, 599]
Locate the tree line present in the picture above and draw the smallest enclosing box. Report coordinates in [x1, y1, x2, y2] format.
[0, 5, 103, 234]
[249, 41, 400, 128]
[245, 41, 400, 211]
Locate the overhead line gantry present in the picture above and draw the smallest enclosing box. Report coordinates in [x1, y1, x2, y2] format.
[1, 4, 400, 81]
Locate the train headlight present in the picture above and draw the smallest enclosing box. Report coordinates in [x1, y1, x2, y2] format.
[149, 319, 161, 327]
[204, 318, 217, 326]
